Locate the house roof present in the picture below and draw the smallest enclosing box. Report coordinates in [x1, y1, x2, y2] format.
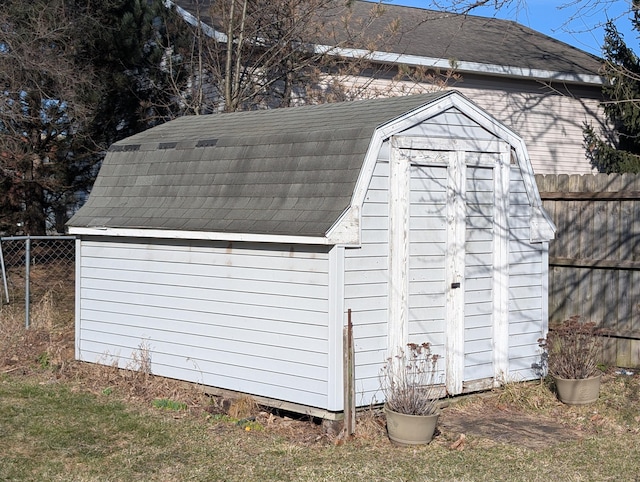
[67, 91, 451, 237]
[172, 0, 603, 84]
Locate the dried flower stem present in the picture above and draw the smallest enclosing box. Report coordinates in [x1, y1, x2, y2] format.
[540, 316, 606, 379]
[380, 342, 442, 416]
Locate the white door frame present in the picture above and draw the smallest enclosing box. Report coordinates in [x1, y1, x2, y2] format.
[389, 136, 510, 395]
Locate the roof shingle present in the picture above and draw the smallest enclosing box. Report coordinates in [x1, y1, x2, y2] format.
[68, 92, 450, 236]
[173, 0, 602, 79]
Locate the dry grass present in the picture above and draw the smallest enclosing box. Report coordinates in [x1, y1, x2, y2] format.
[227, 394, 260, 419]
[442, 371, 640, 441]
[3, 295, 640, 446]
[2, 287, 640, 481]
[1, 295, 73, 374]
[354, 406, 387, 441]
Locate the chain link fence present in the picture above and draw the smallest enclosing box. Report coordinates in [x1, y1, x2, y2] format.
[0, 236, 75, 328]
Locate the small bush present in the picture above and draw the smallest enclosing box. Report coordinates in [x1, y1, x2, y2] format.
[540, 316, 607, 379]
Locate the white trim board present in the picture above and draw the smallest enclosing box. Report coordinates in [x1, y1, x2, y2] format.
[68, 226, 337, 246]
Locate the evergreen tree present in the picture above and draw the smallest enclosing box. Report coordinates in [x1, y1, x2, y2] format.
[85, 0, 192, 146]
[0, 0, 191, 234]
[584, 16, 640, 173]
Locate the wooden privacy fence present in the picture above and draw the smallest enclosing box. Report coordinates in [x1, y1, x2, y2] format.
[535, 173, 640, 367]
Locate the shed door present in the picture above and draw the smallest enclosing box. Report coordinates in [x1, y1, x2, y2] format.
[390, 139, 510, 396]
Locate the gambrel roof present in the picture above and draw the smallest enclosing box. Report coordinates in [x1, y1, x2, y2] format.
[69, 90, 555, 244]
[172, 0, 603, 85]
[68, 92, 450, 237]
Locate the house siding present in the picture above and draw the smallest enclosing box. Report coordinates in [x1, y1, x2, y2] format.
[76, 237, 333, 408]
[456, 79, 601, 176]
[348, 75, 602, 175]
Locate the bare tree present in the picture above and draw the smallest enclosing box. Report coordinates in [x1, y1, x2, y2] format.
[427, 0, 634, 38]
[0, 0, 99, 235]
[162, 0, 459, 114]
[430, 0, 522, 14]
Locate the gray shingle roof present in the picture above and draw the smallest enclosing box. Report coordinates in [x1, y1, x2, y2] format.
[68, 91, 450, 236]
[174, 0, 601, 79]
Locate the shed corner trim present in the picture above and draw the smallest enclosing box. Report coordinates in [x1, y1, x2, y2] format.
[326, 206, 361, 246]
[530, 206, 556, 243]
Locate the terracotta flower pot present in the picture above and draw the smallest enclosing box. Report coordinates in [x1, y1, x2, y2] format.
[384, 404, 439, 446]
[554, 374, 602, 405]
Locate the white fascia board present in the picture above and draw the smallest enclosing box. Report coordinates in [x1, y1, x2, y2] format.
[68, 226, 333, 245]
[314, 44, 604, 86]
[325, 205, 361, 246]
[530, 206, 557, 242]
[350, 92, 462, 208]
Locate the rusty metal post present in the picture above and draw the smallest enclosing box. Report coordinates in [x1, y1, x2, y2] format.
[343, 309, 355, 435]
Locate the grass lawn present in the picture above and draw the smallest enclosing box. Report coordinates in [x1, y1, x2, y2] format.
[1, 372, 639, 482]
[1, 303, 639, 481]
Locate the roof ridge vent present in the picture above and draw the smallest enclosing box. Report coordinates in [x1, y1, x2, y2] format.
[196, 138, 218, 147]
[109, 144, 141, 152]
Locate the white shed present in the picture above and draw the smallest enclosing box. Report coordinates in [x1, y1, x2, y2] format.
[68, 91, 555, 418]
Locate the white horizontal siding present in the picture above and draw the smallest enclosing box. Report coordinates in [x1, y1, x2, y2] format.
[507, 169, 546, 380]
[402, 107, 497, 142]
[344, 159, 390, 406]
[408, 163, 447, 374]
[77, 238, 332, 409]
[452, 80, 601, 175]
[463, 164, 494, 381]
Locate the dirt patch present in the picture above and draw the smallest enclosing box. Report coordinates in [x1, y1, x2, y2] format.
[438, 404, 584, 449]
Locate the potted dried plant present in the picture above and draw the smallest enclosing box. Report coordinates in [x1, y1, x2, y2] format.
[539, 316, 606, 405]
[380, 342, 443, 445]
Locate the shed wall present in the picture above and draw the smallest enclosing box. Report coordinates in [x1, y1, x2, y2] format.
[345, 109, 548, 406]
[507, 167, 546, 379]
[76, 238, 334, 408]
[73, 96, 550, 414]
[344, 156, 391, 405]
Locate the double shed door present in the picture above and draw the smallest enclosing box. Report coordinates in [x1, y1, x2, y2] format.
[389, 137, 510, 395]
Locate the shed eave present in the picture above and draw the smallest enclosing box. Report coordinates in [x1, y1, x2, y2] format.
[67, 226, 336, 245]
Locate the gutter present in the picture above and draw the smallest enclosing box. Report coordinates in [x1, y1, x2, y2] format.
[167, 0, 604, 87]
[313, 45, 605, 86]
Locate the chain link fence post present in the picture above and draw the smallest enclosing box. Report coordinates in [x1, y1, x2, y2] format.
[0, 238, 9, 303]
[25, 237, 31, 328]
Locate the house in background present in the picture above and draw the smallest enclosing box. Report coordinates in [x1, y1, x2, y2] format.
[172, 0, 605, 175]
[68, 91, 555, 418]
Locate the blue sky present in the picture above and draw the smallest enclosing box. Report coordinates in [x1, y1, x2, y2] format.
[381, 0, 637, 56]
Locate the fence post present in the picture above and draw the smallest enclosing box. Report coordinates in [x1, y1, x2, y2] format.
[25, 236, 30, 328]
[0, 239, 9, 303]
